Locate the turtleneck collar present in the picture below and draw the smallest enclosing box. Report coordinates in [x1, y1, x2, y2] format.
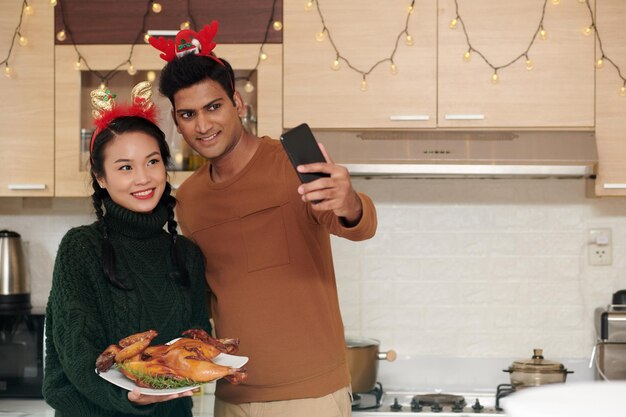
[103, 198, 168, 239]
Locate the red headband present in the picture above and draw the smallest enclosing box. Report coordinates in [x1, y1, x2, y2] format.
[90, 82, 158, 157]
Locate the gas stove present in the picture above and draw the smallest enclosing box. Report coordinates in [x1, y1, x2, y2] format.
[352, 388, 507, 416]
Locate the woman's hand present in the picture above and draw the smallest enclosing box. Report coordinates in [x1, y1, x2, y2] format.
[127, 387, 195, 405]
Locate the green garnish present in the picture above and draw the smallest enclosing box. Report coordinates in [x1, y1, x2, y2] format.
[117, 363, 200, 390]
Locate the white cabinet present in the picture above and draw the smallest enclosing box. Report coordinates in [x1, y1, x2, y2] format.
[284, 0, 595, 130]
[0, 2, 54, 197]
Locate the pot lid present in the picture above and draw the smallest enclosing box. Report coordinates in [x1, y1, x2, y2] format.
[509, 349, 566, 372]
[345, 337, 379, 348]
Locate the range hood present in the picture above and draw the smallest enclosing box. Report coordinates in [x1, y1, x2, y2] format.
[315, 130, 597, 178]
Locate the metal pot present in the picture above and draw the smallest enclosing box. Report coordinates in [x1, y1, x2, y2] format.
[345, 337, 396, 393]
[0, 230, 31, 312]
[503, 348, 573, 389]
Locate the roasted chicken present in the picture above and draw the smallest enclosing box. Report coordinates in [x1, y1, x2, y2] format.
[96, 329, 247, 388]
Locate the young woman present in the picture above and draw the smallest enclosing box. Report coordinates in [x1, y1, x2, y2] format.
[43, 85, 211, 417]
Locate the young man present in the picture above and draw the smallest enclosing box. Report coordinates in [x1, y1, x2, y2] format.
[152, 26, 377, 417]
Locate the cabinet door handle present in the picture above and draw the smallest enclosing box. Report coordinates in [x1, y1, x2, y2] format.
[8, 184, 47, 190]
[603, 183, 626, 189]
[444, 114, 485, 120]
[389, 115, 430, 121]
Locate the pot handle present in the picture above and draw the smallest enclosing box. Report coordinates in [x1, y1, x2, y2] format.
[377, 349, 397, 362]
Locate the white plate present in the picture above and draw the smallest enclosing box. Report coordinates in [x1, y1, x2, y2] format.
[96, 350, 248, 396]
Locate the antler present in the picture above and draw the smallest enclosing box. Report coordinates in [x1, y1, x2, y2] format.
[131, 81, 154, 111]
[148, 36, 176, 62]
[90, 87, 117, 119]
[196, 21, 218, 57]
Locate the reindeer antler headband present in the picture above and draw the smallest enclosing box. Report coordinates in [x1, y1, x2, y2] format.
[89, 81, 158, 156]
[149, 21, 224, 65]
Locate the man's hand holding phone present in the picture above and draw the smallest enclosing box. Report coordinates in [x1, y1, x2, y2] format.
[280, 123, 363, 225]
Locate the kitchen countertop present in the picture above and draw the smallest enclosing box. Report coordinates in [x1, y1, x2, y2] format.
[0, 394, 215, 416]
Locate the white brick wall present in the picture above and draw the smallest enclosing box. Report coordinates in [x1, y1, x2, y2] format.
[2, 178, 625, 362]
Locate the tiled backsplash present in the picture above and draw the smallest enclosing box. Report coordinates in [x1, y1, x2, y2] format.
[2, 179, 625, 363]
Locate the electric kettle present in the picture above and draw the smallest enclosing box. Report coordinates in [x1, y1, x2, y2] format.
[0, 230, 31, 312]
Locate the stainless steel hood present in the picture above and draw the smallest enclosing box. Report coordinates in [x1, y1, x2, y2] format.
[315, 130, 597, 178]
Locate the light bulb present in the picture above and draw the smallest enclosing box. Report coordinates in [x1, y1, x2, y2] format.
[272, 21, 283, 31]
[463, 50, 471, 62]
[390, 63, 398, 75]
[315, 31, 325, 42]
[180, 21, 191, 30]
[331, 59, 340, 71]
[360, 78, 368, 92]
[4, 65, 13, 78]
[596, 58, 604, 69]
[525, 58, 534, 70]
[151, 2, 162, 13]
[50, 0, 57, 6]
[146, 71, 156, 82]
[551, 0, 560, 5]
[620, 85, 626, 97]
[407, 4, 414, 14]
[491, 72, 499, 84]
[24, 4, 34, 15]
[305, 1, 313, 11]
[99, 82, 106, 90]
[56, 29, 66, 41]
[405, 34, 414, 46]
[540, 28, 547, 40]
[18, 35, 28, 46]
[244, 80, 255, 93]
[127, 64, 137, 76]
[74, 59, 81, 70]
[449, 18, 458, 29]
[259, 51, 268, 61]
[582, 26, 593, 36]
[144, 33, 150, 43]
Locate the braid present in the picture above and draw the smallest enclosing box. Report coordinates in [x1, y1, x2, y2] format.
[162, 183, 190, 288]
[90, 174, 131, 291]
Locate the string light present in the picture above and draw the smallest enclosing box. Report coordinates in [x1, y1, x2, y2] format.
[151, 2, 162, 14]
[582, 25, 593, 37]
[180, 21, 191, 30]
[143, 33, 150, 43]
[309, 0, 417, 91]
[127, 63, 137, 76]
[56, 29, 67, 41]
[23, 2, 34, 15]
[450, 0, 551, 84]
[235, 0, 279, 93]
[50, 0, 57, 6]
[579, 0, 626, 97]
[146, 70, 156, 82]
[74, 59, 81, 70]
[1, 0, 33, 79]
[272, 21, 283, 31]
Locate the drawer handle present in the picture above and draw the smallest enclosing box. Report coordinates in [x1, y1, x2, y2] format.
[444, 114, 485, 120]
[8, 184, 47, 190]
[389, 115, 430, 121]
[603, 183, 626, 189]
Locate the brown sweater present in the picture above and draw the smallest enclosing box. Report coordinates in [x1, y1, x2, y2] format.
[175, 136, 377, 403]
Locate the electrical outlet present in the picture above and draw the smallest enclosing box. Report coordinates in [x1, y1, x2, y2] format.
[588, 228, 612, 266]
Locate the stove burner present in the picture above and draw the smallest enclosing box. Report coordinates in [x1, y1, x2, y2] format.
[412, 393, 466, 407]
[352, 382, 384, 410]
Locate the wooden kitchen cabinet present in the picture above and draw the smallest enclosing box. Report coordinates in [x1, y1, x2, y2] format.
[283, 0, 594, 130]
[55, 44, 282, 196]
[593, 0, 626, 196]
[0, 1, 54, 197]
[437, 0, 595, 128]
[283, 0, 437, 129]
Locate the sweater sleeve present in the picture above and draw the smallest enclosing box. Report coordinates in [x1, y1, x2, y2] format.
[310, 192, 377, 241]
[43, 229, 182, 416]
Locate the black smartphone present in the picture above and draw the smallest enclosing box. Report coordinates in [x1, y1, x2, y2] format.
[280, 123, 330, 184]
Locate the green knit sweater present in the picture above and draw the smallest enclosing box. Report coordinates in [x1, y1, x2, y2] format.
[43, 198, 211, 417]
